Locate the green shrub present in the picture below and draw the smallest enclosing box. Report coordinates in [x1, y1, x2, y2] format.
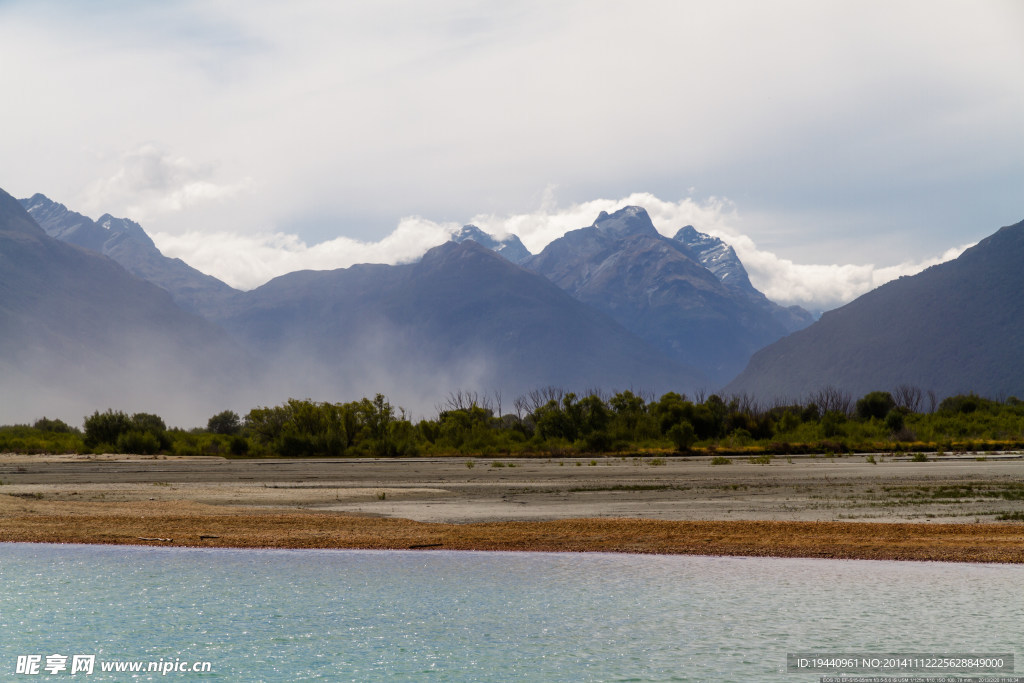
[885, 409, 905, 433]
[667, 421, 697, 451]
[857, 391, 896, 421]
[32, 417, 76, 433]
[83, 410, 132, 448]
[208, 410, 241, 435]
[116, 430, 161, 455]
[229, 435, 249, 456]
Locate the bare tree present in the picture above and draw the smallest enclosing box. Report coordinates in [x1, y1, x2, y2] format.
[728, 392, 762, 417]
[893, 384, 923, 413]
[441, 390, 491, 413]
[810, 385, 852, 416]
[491, 389, 503, 419]
[512, 395, 529, 422]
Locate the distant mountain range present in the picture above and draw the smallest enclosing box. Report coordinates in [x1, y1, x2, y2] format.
[17, 194, 810, 405]
[524, 207, 812, 384]
[726, 218, 1024, 401]
[212, 239, 701, 401]
[21, 194, 237, 316]
[0, 188, 246, 424]
[17, 187, 1016, 422]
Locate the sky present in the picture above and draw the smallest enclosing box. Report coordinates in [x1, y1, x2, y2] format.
[1, 0, 1021, 312]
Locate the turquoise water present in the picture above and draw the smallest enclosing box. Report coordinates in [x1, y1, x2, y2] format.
[0, 544, 1021, 682]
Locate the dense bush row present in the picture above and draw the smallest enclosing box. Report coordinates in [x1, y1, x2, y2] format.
[3, 386, 1024, 457]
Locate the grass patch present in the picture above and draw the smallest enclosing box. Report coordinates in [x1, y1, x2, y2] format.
[567, 484, 683, 493]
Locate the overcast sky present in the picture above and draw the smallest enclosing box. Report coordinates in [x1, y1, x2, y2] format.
[1, 0, 1021, 311]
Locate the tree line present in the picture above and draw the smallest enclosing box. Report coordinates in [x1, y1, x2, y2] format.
[3, 385, 1024, 457]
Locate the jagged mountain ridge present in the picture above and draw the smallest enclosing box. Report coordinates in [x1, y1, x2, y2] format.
[524, 207, 812, 386]
[21, 194, 238, 316]
[673, 225, 752, 290]
[16, 193, 808, 402]
[213, 239, 703, 398]
[673, 225, 814, 332]
[0, 187, 247, 425]
[450, 224, 532, 264]
[725, 218, 1024, 401]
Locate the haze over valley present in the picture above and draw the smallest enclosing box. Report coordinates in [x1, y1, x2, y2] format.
[4, 186, 1023, 427]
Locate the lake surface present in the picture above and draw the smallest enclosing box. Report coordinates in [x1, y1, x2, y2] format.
[1, 544, 1020, 681]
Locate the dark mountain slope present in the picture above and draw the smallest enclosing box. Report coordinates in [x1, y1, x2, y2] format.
[526, 207, 812, 386]
[20, 194, 238, 316]
[0, 187, 246, 424]
[215, 240, 702, 400]
[725, 218, 1024, 401]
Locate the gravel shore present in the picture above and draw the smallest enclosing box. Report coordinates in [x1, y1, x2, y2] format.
[2, 453, 1024, 561]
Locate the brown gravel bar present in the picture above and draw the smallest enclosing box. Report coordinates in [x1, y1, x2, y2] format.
[3, 498, 1024, 563]
[4, 454, 1024, 562]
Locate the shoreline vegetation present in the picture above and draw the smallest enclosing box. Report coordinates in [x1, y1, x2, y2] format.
[4, 387, 1024, 563]
[4, 387, 1024, 460]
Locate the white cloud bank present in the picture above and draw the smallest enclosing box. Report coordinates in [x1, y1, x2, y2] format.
[153, 192, 972, 312]
[2, 0, 1019, 267]
[81, 144, 253, 222]
[153, 216, 457, 290]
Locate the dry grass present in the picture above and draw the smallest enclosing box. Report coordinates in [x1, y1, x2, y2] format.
[2, 495, 1023, 563]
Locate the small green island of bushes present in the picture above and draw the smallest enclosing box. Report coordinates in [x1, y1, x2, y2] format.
[3, 386, 1024, 458]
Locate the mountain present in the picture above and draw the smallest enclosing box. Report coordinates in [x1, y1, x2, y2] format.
[213, 239, 702, 401]
[673, 225, 814, 331]
[450, 224, 532, 264]
[673, 225, 752, 290]
[20, 194, 238, 316]
[0, 187, 246, 425]
[525, 207, 812, 387]
[725, 218, 1024, 401]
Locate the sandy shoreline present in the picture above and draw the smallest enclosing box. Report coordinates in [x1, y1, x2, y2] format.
[3, 453, 1024, 562]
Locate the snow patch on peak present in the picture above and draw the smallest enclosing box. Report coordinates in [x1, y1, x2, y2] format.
[450, 224, 532, 264]
[673, 224, 752, 291]
[592, 206, 658, 239]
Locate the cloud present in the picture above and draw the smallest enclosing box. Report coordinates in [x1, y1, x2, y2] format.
[2, 0, 1020, 263]
[153, 191, 970, 312]
[727, 237, 974, 313]
[82, 144, 253, 221]
[153, 216, 456, 290]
